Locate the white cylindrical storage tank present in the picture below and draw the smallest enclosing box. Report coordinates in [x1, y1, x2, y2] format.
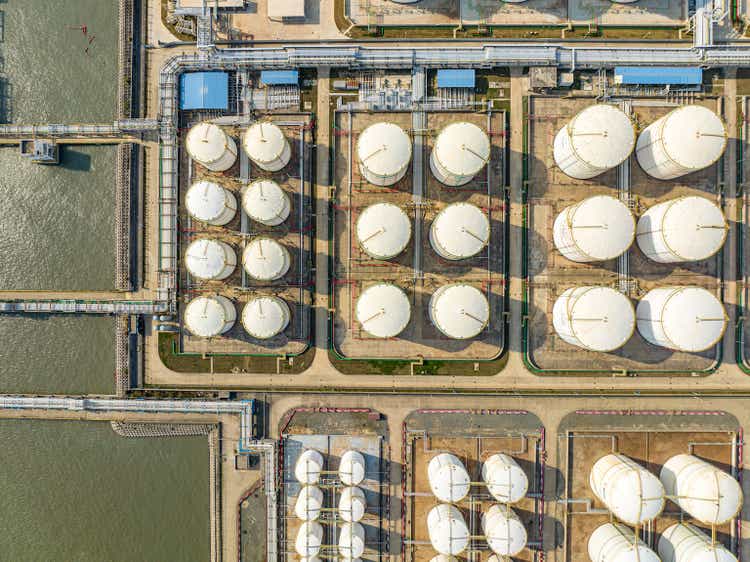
[482, 504, 527, 557]
[242, 238, 291, 281]
[428, 453, 471, 503]
[427, 504, 470, 556]
[553, 104, 635, 180]
[482, 453, 529, 504]
[356, 122, 412, 186]
[588, 522, 660, 562]
[338, 522, 365, 560]
[356, 202, 412, 260]
[185, 180, 237, 226]
[429, 556, 459, 562]
[185, 122, 238, 172]
[242, 179, 291, 227]
[295, 521, 323, 558]
[552, 287, 635, 352]
[294, 485, 323, 521]
[636, 196, 727, 263]
[659, 523, 737, 562]
[242, 121, 291, 172]
[430, 122, 491, 186]
[185, 239, 236, 281]
[184, 295, 236, 337]
[355, 284, 411, 338]
[294, 449, 324, 484]
[589, 453, 665, 525]
[660, 453, 742, 525]
[430, 202, 490, 261]
[636, 105, 727, 180]
[636, 287, 727, 352]
[429, 284, 489, 340]
[241, 296, 290, 340]
[553, 196, 635, 262]
[339, 450, 366, 486]
[339, 486, 367, 523]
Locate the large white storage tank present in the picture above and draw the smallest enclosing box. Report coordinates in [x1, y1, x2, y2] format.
[659, 523, 737, 562]
[185, 239, 236, 281]
[294, 485, 323, 521]
[660, 453, 742, 525]
[339, 450, 366, 486]
[636, 196, 727, 263]
[589, 453, 665, 525]
[430, 122, 491, 187]
[356, 202, 412, 260]
[553, 104, 635, 180]
[636, 105, 727, 180]
[636, 287, 726, 352]
[295, 449, 324, 484]
[185, 122, 238, 172]
[185, 180, 237, 226]
[429, 556, 458, 562]
[355, 284, 411, 338]
[295, 521, 323, 558]
[482, 504, 527, 557]
[242, 179, 291, 227]
[357, 122, 412, 186]
[184, 295, 236, 338]
[241, 296, 290, 340]
[338, 522, 365, 560]
[482, 453, 529, 504]
[242, 122, 291, 172]
[552, 287, 635, 352]
[588, 522, 660, 562]
[430, 202, 490, 261]
[428, 453, 471, 503]
[242, 238, 291, 281]
[339, 486, 367, 523]
[427, 504, 470, 556]
[553, 196, 635, 262]
[428, 284, 489, 340]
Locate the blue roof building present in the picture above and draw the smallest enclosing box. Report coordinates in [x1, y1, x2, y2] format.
[260, 70, 300, 86]
[180, 72, 230, 110]
[437, 69, 476, 89]
[614, 67, 703, 86]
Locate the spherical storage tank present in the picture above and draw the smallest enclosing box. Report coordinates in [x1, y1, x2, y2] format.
[184, 295, 236, 338]
[482, 504, 527, 557]
[339, 449, 366, 486]
[636, 105, 727, 180]
[185, 122, 237, 172]
[588, 523, 660, 562]
[660, 454, 742, 525]
[295, 521, 323, 558]
[430, 203, 490, 261]
[356, 284, 411, 338]
[429, 284, 489, 340]
[339, 522, 365, 560]
[552, 287, 635, 352]
[295, 449, 324, 484]
[636, 287, 726, 352]
[589, 453, 665, 525]
[242, 179, 291, 227]
[185, 239, 236, 281]
[636, 196, 727, 263]
[553, 196, 635, 262]
[430, 122, 491, 187]
[242, 238, 290, 281]
[659, 523, 737, 562]
[427, 504, 470, 556]
[357, 122, 412, 186]
[241, 296, 290, 340]
[553, 104, 635, 180]
[242, 122, 291, 172]
[339, 486, 367, 523]
[356, 203, 412, 260]
[428, 453, 471, 503]
[482, 453, 529, 504]
[295, 485, 323, 521]
[185, 180, 237, 226]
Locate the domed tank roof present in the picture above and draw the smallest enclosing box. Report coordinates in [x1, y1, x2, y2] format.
[659, 523, 737, 562]
[429, 284, 489, 340]
[588, 522, 660, 562]
[185, 239, 236, 281]
[430, 203, 490, 260]
[431, 122, 491, 183]
[185, 180, 237, 225]
[428, 453, 471, 503]
[242, 122, 290, 168]
[295, 521, 323, 557]
[339, 450, 366, 486]
[356, 203, 412, 260]
[482, 453, 529, 504]
[482, 504, 527, 557]
[243, 180, 291, 226]
[429, 556, 459, 562]
[355, 284, 411, 338]
[242, 238, 290, 281]
[295, 449, 324, 484]
[338, 522, 365, 560]
[427, 504, 469, 556]
[184, 295, 236, 338]
[357, 122, 412, 180]
[294, 485, 323, 521]
[339, 486, 366, 523]
[186, 123, 235, 168]
[241, 296, 290, 339]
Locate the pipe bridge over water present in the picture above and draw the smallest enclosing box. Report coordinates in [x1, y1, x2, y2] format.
[0, 119, 159, 145]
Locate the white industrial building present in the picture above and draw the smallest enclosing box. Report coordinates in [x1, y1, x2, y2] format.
[242, 238, 291, 281]
[242, 122, 291, 172]
[356, 202, 412, 260]
[430, 122, 491, 186]
[588, 523, 660, 562]
[183, 295, 236, 338]
[428, 453, 471, 503]
[241, 296, 290, 339]
[482, 453, 529, 504]
[427, 504, 470, 556]
[355, 284, 411, 338]
[428, 284, 489, 340]
[429, 202, 490, 260]
[295, 449, 324, 484]
[357, 122, 412, 186]
[294, 485, 323, 521]
[184, 239, 237, 281]
[659, 523, 737, 562]
[185, 180, 237, 226]
[185, 122, 238, 172]
[482, 504, 527, 557]
[339, 449, 366, 486]
[338, 486, 367, 523]
[242, 179, 291, 227]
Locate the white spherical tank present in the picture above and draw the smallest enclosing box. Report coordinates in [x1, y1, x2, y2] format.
[338, 522, 366, 560]
[635, 196, 727, 263]
[295, 521, 323, 558]
[636, 287, 727, 352]
[660, 454, 742, 525]
[356, 202, 412, 260]
[339, 486, 367, 523]
[243, 179, 291, 227]
[553, 196, 635, 262]
[588, 522, 660, 562]
[185, 122, 238, 172]
[430, 122, 491, 186]
[357, 122, 412, 186]
[589, 453, 665, 525]
[482, 453, 529, 504]
[294, 485, 323, 521]
[241, 296, 290, 340]
[184, 295, 236, 337]
[355, 284, 411, 338]
[428, 453, 471, 503]
[553, 104, 635, 180]
[185, 239, 236, 281]
[427, 504, 470, 556]
[430, 202, 490, 260]
[185, 180, 237, 226]
[295, 449, 324, 484]
[636, 105, 727, 180]
[339, 449, 366, 486]
[552, 287, 635, 352]
[482, 504, 527, 557]
[429, 284, 489, 340]
[242, 122, 291, 172]
[242, 238, 291, 281]
[659, 523, 737, 562]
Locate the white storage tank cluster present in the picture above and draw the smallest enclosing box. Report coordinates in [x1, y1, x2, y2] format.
[242, 179, 291, 227]
[186, 122, 238, 172]
[430, 122, 491, 186]
[357, 122, 412, 186]
[185, 180, 237, 226]
[482, 453, 529, 504]
[429, 284, 490, 340]
[428, 453, 471, 503]
[427, 504, 470, 556]
[185, 239, 236, 282]
[241, 296, 290, 340]
[430, 202, 490, 261]
[588, 522, 660, 562]
[356, 283, 412, 339]
[659, 523, 737, 562]
[242, 121, 291, 172]
[184, 295, 236, 338]
[482, 504, 528, 557]
[356, 202, 412, 260]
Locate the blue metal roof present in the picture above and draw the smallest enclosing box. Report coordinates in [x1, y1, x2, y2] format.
[180, 72, 229, 110]
[614, 67, 702, 85]
[437, 69, 475, 89]
[260, 70, 300, 86]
